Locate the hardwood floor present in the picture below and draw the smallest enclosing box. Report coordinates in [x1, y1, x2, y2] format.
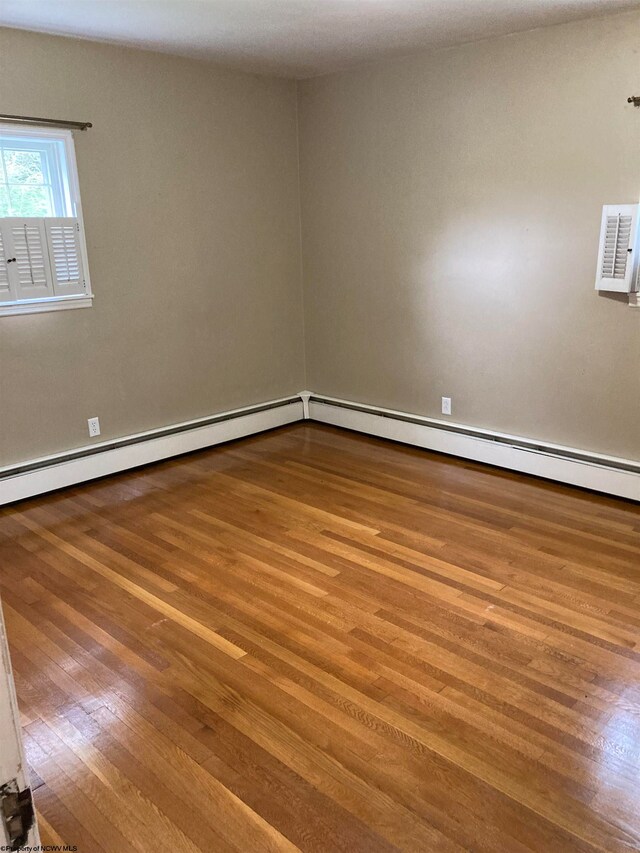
[1, 422, 639, 852]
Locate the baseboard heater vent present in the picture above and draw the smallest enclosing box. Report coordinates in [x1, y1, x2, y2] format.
[309, 395, 639, 475]
[308, 394, 640, 501]
[0, 397, 300, 480]
[2, 392, 638, 505]
[0, 396, 303, 506]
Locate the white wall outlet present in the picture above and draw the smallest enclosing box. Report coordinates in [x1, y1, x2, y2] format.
[441, 397, 452, 416]
[87, 417, 101, 437]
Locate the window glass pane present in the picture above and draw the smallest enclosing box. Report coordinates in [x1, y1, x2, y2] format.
[0, 133, 73, 217]
[5, 185, 54, 217]
[3, 149, 46, 184]
[0, 186, 10, 216]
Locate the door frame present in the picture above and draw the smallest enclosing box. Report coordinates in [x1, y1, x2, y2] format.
[0, 598, 39, 849]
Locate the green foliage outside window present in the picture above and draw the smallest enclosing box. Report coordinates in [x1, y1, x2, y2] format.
[0, 148, 55, 216]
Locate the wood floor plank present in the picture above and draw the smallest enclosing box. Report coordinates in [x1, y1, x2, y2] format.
[1, 423, 639, 852]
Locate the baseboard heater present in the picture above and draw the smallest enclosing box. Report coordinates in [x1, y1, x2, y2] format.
[307, 394, 640, 501]
[0, 396, 302, 506]
[1, 391, 638, 505]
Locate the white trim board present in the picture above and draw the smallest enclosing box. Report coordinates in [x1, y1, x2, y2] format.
[0, 397, 303, 506]
[307, 395, 640, 502]
[1, 391, 637, 506]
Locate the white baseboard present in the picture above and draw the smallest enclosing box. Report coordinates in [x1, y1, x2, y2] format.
[0, 397, 303, 506]
[2, 390, 637, 505]
[308, 395, 640, 501]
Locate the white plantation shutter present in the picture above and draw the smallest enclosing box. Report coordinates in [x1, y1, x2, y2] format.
[45, 218, 86, 297]
[0, 226, 14, 303]
[595, 204, 640, 293]
[4, 219, 55, 301]
[0, 216, 90, 308]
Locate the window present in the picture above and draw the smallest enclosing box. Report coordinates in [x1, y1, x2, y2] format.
[0, 125, 91, 316]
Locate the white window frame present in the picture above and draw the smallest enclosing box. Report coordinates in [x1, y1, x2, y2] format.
[0, 124, 92, 317]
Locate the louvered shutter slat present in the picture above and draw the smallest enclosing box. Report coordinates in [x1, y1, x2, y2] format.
[44, 218, 86, 297]
[595, 204, 640, 293]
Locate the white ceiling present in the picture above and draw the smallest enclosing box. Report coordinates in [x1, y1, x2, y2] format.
[1, 0, 639, 78]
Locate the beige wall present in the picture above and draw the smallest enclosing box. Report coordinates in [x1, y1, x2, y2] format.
[298, 11, 640, 460]
[2, 13, 639, 469]
[0, 28, 304, 466]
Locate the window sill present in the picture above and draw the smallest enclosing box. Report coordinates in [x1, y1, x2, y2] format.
[0, 294, 93, 317]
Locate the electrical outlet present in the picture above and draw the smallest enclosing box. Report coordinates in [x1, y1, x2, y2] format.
[441, 397, 452, 416]
[87, 417, 101, 437]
